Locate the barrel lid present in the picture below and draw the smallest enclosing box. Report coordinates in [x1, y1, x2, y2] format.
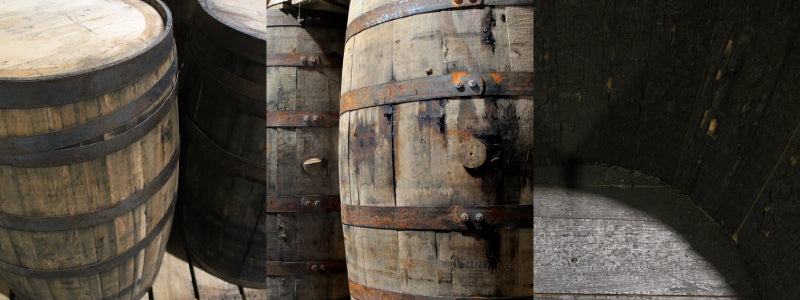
[199, 0, 266, 40]
[0, 0, 164, 79]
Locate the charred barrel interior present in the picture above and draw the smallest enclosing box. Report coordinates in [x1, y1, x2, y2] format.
[535, 2, 800, 299]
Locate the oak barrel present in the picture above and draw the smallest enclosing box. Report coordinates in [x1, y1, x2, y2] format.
[0, 0, 179, 299]
[177, 0, 267, 288]
[266, 5, 349, 299]
[338, 0, 534, 298]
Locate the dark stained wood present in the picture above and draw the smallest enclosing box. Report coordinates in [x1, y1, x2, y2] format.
[177, 0, 266, 288]
[266, 6, 349, 299]
[534, 165, 755, 297]
[534, 1, 800, 298]
[340, 1, 533, 298]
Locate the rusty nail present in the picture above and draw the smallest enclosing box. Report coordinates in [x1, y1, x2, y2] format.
[309, 56, 317, 63]
[300, 56, 308, 63]
[320, 264, 327, 271]
[425, 67, 433, 75]
[311, 265, 319, 272]
[467, 80, 478, 88]
[314, 200, 322, 207]
[454, 81, 464, 89]
[474, 213, 484, 222]
[460, 213, 469, 222]
[304, 200, 312, 207]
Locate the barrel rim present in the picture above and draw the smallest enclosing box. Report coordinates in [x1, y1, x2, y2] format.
[0, 0, 173, 82]
[0, 0, 175, 109]
[197, 0, 266, 41]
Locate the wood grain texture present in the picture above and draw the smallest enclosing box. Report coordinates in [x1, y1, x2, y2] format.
[0, 0, 163, 78]
[534, 1, 800, 298]
[266, 7, 348, 300]
[178, 0, 266, 289]
[534, 165, 755, 297]
[340, 1, 533, 298]
[0, 1, 177, 298]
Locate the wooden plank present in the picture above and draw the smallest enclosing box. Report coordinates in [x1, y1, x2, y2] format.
[533, 295, 744, 300]
[533, 217, 750, 296]
[151, 230, 196, 300]
[242, 288, 266, 300]
[0, 0, 164, 78]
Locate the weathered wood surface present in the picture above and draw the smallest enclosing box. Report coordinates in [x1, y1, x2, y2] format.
[534, 1, 800, 298]
[0, 0, 163, 78]
[178, 0, 266, 288]
[534, 165, 755, 297]
[340, 1, 533, 298]
[266, 7, 348, 300]
[0, 0, 178, 298]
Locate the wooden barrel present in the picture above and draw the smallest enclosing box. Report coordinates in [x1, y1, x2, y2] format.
[267, 0, 350, 14]
[177, 0, 266, 288]
[338, 0, 533, 298]
[266, 5, 349, 299]
[0, 0, 178, 299]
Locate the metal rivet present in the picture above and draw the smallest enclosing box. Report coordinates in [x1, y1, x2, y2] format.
[460, 213, 470, 222]
[453, 0, 463, 3]
[314, 200, 321, 207]
[309, 56, 317, 63]
[468, 80, 478, 88]
[304, 200, 312, 207]
[311, 265, 319, 272]
[303, 114, 312, 122]
[319, 264, 327, 271]
[474, 213, 484, 222]
[454, 81, 464, 89]
[311, 114, 321, 122]
[468, 0, 477, 3]
[300, 56, 308, 63]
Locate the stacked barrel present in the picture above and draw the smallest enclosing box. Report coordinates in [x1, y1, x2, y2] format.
[338, 0, 534, 298]
[177, 0, 267, 288]
[265, 2, 349, 298]
[0, 0, 178, 298]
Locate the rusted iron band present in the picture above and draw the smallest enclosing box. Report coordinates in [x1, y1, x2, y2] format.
[266, 53, 343, 67]
[340, 72, 534, 113]
[0, 62, 176, 155]
[266, 260, 346, 276]
[0, 0, 174, 109]
[266, 195, 340, 212]
[0, 84, 177, 168]
[181, 116, 266, 182]
[0, 149, 178, 232]
[267, 9, 347, 27]
[345, 0, 533, 42]
[340, 204, 532, 231]
[266, 111, 339, 127]
[349, 280, 531, 299]
[0, 201, 175, 279]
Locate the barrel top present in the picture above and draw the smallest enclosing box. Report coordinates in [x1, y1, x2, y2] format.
[200, 0, 265, 40]
[0, 0, 163, 79]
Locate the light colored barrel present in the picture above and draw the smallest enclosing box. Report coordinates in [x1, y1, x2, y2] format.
[177, 0, 267, 288]
[338, 0, 533, 298]
[0, 0, 178, 299]
[266, 4, 349, 299]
